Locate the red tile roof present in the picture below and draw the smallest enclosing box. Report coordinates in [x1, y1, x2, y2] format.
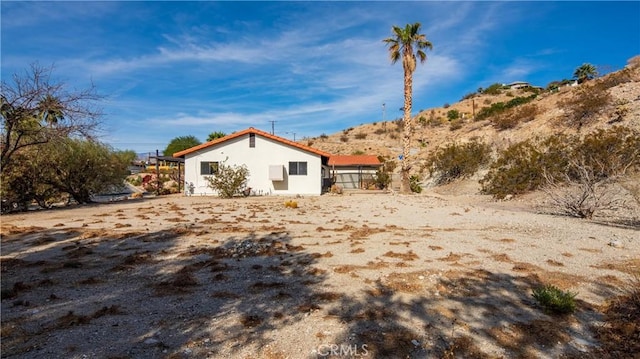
[328, 155, 381, 167]
[172, 127, 332, 158]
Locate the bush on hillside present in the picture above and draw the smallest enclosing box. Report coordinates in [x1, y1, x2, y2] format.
[354, 132, 367, 140]
[476, 94, 537, 121]
[491, 104, 539, 130]
[483, 83, 506, 95]
[449, 119, 463, 131]
[559, 82, 612, 128]
[427, 140, 492, 184]
[480, 136, 571, 199]
[447, 109, 460, 121]
[481, 127, 640, 199]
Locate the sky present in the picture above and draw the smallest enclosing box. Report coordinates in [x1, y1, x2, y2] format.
[2, 1, 639, 155]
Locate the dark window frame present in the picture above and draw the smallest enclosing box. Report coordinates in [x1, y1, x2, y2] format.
[249, 133, 256, 148]
[200, 161, 219, 175]
[289, 161, 307, 176]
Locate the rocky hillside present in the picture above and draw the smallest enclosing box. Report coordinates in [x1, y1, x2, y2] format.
[305, 56, 640, 179]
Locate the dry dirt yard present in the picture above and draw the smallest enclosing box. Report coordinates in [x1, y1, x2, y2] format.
[1, 189, 638, 359]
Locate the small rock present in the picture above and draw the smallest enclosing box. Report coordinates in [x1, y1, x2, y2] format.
[411, 339, 420, 346]
[144, 338, 160, 345]
[609, 240, 624, 248]
[418, 276, 425, 280]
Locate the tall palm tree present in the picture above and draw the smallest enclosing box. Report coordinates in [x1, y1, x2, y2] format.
[573, 63, 598, 84]
[383, 22, 432, 193]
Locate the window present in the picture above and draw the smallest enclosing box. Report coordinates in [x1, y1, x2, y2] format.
[249, 133, 255, 148]
[289, 161, 307, 175]
[200, 161, 219, 175]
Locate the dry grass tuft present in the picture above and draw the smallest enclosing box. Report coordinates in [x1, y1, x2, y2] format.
[592, 258, 640, 275]
[240, 314, 263, 328]
[382, 250, 419, 261]
[210, 291, 240, 299]
[591, 273, 640, 357]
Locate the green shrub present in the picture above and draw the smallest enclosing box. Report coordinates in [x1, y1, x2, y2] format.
[481, 127, 639, 199]
[352, 150, 365, 155]
[476, 95, 537, 121]
[427, 140, 492, 184]
[447, 109, 460, 121]
[418, 116, 427, 127]
[532, 285, 577, 315]
[483, 83, 505, 95]
[481, 136, 571, 199]
[127, 175, 142, 186]
[204, 162, 250, 198]
[374, 168, 392, 189]
[409, 175, 422, 193]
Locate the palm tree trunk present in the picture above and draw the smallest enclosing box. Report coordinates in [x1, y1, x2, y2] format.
[400, 66, 413, 194]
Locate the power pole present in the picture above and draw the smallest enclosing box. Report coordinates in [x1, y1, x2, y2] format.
[382, 103, 386, 131]
[268, 121, 277, 135]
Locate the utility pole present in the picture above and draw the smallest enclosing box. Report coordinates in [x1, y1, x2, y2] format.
[268, 121, 277, 135]
[382, 103, 386, 131]
[155, 149, 160, 196]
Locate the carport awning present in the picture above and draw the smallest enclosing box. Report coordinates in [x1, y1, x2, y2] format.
[328, 155, 381, 167]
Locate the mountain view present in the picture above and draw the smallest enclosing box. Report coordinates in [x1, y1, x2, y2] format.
[306, 55, 640, 196]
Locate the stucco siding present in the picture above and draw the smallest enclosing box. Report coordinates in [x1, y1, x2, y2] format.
[184, 134, 323, 196]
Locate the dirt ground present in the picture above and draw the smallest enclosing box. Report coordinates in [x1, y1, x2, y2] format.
[1, 187, 639, 359]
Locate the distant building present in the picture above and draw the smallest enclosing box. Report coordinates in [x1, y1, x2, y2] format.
[506, 81, 531, 89]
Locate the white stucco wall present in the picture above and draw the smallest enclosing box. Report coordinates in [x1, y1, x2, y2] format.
[183, 134, 325, 196]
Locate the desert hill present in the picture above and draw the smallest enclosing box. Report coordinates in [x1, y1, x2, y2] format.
[304, 56, 640, 182]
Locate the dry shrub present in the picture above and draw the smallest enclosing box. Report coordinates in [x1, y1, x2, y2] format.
[353, 326, 419, 358]
[382, 250, 419, 261]
[382, 272, 424, 293]
[154, 267, 199, 295]
[52, 305, 123, 329]
[250, 281, 286, 292]
[591, 273, 640, 357]
[284, 200, 298, 208]
[349, 226, 385, 239]
[492, 103, 539, 130]
[559, 81, 613, 128]
[442, 335, 491, 359]
[211, 291, 240, 299]
[240, 314, 263, 328]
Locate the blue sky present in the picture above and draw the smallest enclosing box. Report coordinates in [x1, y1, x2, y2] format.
[2, 1, 639, 154]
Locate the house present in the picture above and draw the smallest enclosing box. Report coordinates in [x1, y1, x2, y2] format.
[328, 155, 382, 190]
[506, 81, 531, 90]
[173, 127, 332, 196]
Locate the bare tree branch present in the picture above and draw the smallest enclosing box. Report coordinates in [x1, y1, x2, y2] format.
[1, 63, 103, 169]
